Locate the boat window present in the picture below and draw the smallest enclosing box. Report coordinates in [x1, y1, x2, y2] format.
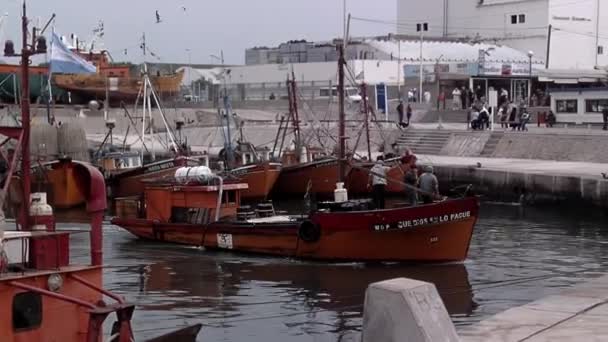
[243, 153, 253, 165]
[13, 292, 42, 332]
[223, 191, 237, 205]
[171, 207, 211, 224]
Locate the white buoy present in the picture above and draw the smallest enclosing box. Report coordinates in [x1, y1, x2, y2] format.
[334, 182, 348, 203]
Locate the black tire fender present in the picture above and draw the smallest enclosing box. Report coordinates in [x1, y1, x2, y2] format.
[298, 220, 321, 243]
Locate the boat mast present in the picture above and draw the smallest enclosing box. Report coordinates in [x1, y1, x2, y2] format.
[289, 72, 302, 161]
[219, 50, 235, 168]
[361, 82, 372, 161]
[337, 43, 346, 182]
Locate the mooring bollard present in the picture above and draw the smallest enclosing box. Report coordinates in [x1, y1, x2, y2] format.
[362, 278, 459, 342]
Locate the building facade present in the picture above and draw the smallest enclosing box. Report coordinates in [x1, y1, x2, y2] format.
[397, 0, 608, 69]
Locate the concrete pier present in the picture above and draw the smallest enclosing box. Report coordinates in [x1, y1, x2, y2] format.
[362, 275, 608, 342]
[460, 274, 608, 341]
[418, 155, 608, 208]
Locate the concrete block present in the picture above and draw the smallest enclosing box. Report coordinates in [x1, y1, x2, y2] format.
[362, 278, 459, 342]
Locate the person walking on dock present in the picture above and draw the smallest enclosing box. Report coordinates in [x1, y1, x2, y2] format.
[369, 156, 390, 209]
[397, 100, 405, 127]
[452, 87, 461, 110]
[437, 90, 446, 110]
[418, 165, 439, 204]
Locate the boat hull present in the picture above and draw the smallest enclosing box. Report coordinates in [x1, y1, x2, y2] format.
[26, 160, 87, 210]
[112, 197, 479, 262]
[108, 157, 200, 198]
[229, 162, 282, 200]
[274, 159, 347, 197]
[53, 70, 184, 103]
[0, 267, 102, 342]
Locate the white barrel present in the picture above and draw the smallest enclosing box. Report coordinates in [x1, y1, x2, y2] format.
[29, 192, 53, 231]
[334, 182, 348, 203]
[175, 166, 213, 184]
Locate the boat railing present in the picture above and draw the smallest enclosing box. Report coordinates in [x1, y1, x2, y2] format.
[0, 230, 89, 277]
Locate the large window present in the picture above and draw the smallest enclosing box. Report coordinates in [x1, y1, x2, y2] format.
[510, 13, 526, 24]
[585, 99, 608, 113]
[13, 292, 42, 332]
[556, 99, 578, 113]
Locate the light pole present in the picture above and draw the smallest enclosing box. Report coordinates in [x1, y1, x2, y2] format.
[186, 48, 193, 98]
[416, 23, 428, 103]
[527, 50, 534, 106]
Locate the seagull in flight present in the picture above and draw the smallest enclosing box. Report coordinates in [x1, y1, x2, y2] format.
[155, 10, 162, 23]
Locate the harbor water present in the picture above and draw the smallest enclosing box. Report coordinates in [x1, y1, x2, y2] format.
[69, 203, 608, 341]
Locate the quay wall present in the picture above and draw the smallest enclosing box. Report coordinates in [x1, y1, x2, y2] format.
[400, 129, 608, 163]
[490, 133, 608, 163]
[432, 165, 608, 208]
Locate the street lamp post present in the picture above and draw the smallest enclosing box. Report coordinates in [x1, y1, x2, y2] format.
[186, 48, 193, 98]
[416, 23, 428, 103]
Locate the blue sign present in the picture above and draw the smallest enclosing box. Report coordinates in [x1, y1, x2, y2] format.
[376, 84, 387, 114]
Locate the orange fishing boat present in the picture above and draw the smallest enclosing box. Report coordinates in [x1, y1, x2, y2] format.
[228, 161, 282, 200]
[0, 5, 202, 340]
[107, 156, 201, 198]
[31, 158, 86, 209]
[273, 158, 346, 197]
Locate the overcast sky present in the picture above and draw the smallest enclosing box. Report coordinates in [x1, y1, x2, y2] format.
[1, 0, 396, 65]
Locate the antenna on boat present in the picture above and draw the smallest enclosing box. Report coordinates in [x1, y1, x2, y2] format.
[211, 50, 235, 168]
[135, 32, 180, 162]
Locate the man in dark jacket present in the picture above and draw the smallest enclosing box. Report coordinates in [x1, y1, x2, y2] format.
[397, 101, 404, 127]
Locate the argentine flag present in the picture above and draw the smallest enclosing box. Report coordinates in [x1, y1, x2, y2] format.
[50, 32, 97, 74]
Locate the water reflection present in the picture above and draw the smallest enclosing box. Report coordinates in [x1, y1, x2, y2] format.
[87, 202, 608, 341]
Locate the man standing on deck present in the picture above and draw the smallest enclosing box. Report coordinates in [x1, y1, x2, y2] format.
[369, 156, 391, 209]
[418, 165, 440, 204]
[404, 163, 418, 206]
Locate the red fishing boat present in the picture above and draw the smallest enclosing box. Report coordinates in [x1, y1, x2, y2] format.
[111, 170, 478, 262]
[0, 6, 201, 341]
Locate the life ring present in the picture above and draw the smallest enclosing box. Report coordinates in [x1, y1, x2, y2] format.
[298, 220, 321, 243]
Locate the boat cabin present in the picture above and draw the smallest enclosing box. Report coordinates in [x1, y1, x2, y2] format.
[117, 182, 249, 224]
[99, 151, 142, 172]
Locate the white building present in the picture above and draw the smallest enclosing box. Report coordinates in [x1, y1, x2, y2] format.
[397, 0, 608, 69]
